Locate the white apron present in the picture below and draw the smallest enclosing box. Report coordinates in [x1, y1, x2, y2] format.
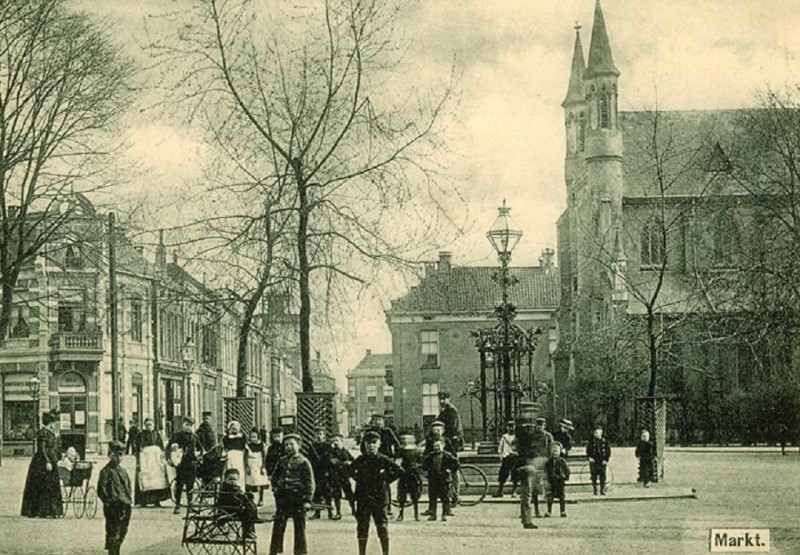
[225, 449, 247, 492]
[139, 445, 169, 491]
[245, 449, 269, 487]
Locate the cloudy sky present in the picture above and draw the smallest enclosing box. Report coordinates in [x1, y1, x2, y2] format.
[77, 0, 800, 383]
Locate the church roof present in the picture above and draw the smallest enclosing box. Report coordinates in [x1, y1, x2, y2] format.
[585, 0, 619, 78]
[562, 27, 586, 107]
[389, 266, 559, 315]
[619, 109, 744, 198]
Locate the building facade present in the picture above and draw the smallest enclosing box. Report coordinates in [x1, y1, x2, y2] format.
[345, 349, 393, 435]
[385, 252, 559, 439]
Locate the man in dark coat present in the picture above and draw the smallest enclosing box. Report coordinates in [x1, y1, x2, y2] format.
[97, 441, 132, 555]
[125, 420, 141, 456]
[350, 431, 401, 555]
[516, 417, 553, 528]
[635, 429, 656, 487]
[196, 411, 217, 454]
[170, 417, 201, 513]
[587, 424, 612, 495]
[551, 418, 574, 456]
[436, 392, 463, 451]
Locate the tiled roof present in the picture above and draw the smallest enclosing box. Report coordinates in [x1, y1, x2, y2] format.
[349, 353, 393, 377]
[389, 266, 559, 314]
[620, 110, 744, 198]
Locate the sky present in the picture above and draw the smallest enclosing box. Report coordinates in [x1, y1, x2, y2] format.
[75, 0, 800, 387]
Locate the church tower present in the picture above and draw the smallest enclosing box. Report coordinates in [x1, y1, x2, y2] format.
[562, 24, 586, 193]
[584, 0, 623, 249]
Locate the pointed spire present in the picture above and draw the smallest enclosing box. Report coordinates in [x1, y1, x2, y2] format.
[562, 23, 586, 107]
[586, 0, 619, 78]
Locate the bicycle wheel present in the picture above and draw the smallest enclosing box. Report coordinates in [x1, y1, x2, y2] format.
[457, 464, 488, 506]
[73, 486, 86, 518]
[85, 486, 98, 519]
[170, 478, 179, 505]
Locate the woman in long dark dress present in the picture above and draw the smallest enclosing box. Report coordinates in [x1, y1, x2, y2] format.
[135, 418, 170, 507]
[21, 411, 63, 518]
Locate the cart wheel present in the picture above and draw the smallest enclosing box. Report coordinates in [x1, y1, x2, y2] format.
[60, 485, 69, 517]
[85, 486, 98, 519]
[73, 487, 86, 518]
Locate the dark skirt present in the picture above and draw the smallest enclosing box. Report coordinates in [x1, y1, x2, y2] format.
[20, 452, 63, 518]
[134, 475, 170, 506]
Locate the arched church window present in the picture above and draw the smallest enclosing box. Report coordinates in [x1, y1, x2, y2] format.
[578, 113, 586, 151]
[712, 210, 739, 268]
[641, 218, 665, 267]
[599, 95, 610, 129]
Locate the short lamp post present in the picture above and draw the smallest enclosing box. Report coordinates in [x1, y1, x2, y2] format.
[487, 200, 523, 426]
[181, 338, 196, 422]
[28, 376, 41, 453]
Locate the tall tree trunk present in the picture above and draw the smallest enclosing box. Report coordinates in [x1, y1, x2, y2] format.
[295, 162, 313, 392]
[647, 309, 658, 397]
[236, 271, 273, 397]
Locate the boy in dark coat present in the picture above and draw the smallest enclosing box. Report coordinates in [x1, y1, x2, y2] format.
[396, 437, 424, 521]
[635, 430, 656, 487]
[264, 428, 284, 476]
[97, 441, 132, 555]
[350, 431, 402, 555]
[269, 434, 314, 555]
[171, 417, 201, 513]
[309, 427, 333, 520]
[328, 433, 355, 518]
[422, 438, 460, 521]
[544, 442, 570, 518]
[586, 424, 612, 495]
[217, 468, 262, 539]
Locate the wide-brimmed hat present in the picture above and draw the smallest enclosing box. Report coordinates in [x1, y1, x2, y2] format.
[559, 418, 574, 430]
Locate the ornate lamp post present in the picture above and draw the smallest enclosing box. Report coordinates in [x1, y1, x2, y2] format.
[181, 337, 196, 421]
[486, 200, 522, 426]
[28, 376, 41, 453]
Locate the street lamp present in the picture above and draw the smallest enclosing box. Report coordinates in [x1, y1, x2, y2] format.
[181, 337, 196, 422]
[28, 376, 41, 453]
[487, 200, 522, 427]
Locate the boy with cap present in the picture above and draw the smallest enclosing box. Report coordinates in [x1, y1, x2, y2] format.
[396, 435, 423, 521]
[197, 411, 217, 453]
[264, 428, 284, 477]
[309, 427, 332, 520]
[328, 433, 355, 518]
[586, 425, 611, 495]
[217, 467, 263, 539]
[544, 442, 570, 517]
[269, 433, 314, 555]
[97, 441, 132, 555]
[552, 418, 574, 456]
[171, 416, 201, 513]
[422, 438, 459, 521]
[493, 421, 518, 498]
[350, 430, 401, 555]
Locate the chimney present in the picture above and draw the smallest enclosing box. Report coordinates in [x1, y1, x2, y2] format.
[438, 251, 452, 273]
[539, 248, 555, 269]
[366, 348, 372, 356]
[156, 230, 167, 268]
[424, 262, 436, 278]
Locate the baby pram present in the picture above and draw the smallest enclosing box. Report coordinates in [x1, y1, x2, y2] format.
[57, 459, 97, 519]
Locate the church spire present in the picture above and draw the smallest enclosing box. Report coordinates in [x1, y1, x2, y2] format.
[562, 23, 586, 107]
[586, 0, 619, 78]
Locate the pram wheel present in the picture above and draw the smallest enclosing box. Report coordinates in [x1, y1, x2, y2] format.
[85, 486, 98, 519]
[73, 486, 86, 518]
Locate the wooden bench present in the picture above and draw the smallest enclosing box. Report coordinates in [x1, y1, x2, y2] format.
[180, 488, 257, 555]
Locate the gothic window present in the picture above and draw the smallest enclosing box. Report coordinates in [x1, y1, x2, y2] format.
[599, 95, 610, 128]
[64, 242, 83, 269]
[130, 298, 143, 342]
[712, 211, 739, 268]
[641, 218, 665, 267]
[578, 113, 586, 151]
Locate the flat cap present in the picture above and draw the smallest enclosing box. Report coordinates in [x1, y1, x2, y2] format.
[108, 440, 126, 453]
[284, 433, 302, 442]
[363, 431, 381, 442]
[182, 416, 195, 425]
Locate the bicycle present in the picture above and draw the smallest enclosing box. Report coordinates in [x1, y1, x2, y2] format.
[391, 464, 488, 507]
[573, 461, 615, 493]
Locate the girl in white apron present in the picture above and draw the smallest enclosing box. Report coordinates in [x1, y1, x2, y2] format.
[246, 429, 269, 506]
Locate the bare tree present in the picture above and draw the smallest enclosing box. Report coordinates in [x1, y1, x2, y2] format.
[0, 0, 132, 341]
[153, 0, 460, 392]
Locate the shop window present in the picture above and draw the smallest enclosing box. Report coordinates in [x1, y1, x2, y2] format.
[3, 400, 35, 441]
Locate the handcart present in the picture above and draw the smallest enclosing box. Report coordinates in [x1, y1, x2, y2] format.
[58, 460, 98, 519]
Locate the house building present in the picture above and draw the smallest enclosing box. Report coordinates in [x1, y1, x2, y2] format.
[346, 349, 393, 435]
[385, 251, 559, 438]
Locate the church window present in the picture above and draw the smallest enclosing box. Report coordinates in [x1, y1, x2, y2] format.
[641, 218, 665, 267]
[578, 113, 586, 151]
[712, 210, 739, 268]
[64, 242, 83, 269]
[599, 95, 610, 128]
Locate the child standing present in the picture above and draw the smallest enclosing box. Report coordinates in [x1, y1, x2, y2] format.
[544, 442, 570, 517]
[635, 430, 656, 487]
[97, 440, 132, 555]
[492, 421, 518, 498]
[269, 433, 314, 555]
[422, 438, 459, 521]
[396, 436, 423, 521]
[246, 430, 269, 506]
[328, 433, 355, 519]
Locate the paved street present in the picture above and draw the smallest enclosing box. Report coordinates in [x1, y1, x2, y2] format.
[1, 449, 798, 554]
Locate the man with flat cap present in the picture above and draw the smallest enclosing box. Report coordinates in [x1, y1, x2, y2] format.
[97, 440, 132, 555]
[170, 416, 201, 513]
[436, 392, 463, 452]
[516, 416, 553, 528]
[196, 411, 217, 453]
